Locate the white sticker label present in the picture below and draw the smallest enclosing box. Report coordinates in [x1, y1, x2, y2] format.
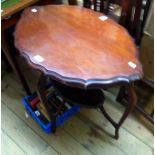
[98, 16, 108, 21]
[1, 10, 4, 13]
[65, 102, 71, 109]
[35, 110, 40, 116]
[33, 55, 44, 62]
[31, 8, 37, 13]
[128, 61, 136, 69]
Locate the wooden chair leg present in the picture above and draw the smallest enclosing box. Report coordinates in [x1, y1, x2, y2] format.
[37, 73, 56, 133]
[151, 109, 154, 117]
[116, 85, 126, 103]
[99, 82, 136, 139]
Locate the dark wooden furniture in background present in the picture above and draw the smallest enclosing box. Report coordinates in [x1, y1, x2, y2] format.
[1, 0, 71, 95]
[81, 0, 154, 124]
[2, 0, 39, 95]
[82, 0, 152, 45]
[138, 1, 153, 93]
[115, 0, 154, 124]
[14, 5, 143, 139]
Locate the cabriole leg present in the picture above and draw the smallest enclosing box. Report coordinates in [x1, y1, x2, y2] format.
[99, 82, 137, 139]
[37, 73, 57, 133]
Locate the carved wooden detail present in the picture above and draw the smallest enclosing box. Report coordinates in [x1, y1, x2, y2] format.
[14, 5, 143, 88]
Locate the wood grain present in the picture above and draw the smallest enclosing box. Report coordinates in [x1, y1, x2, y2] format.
[1, 102, 50, 155]
[77, 92, 154, 148]
[2, 70, 153, 154]
[1, 130, 26, 155]
[1, 75, 126, 155]
[1, 76, 93, 155]
[2, 71, 153, 150]
[63, 115, 152, 155]
[14, 5, 143, 87]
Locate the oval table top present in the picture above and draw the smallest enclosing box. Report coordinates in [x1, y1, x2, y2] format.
[14, 5, 143, 88]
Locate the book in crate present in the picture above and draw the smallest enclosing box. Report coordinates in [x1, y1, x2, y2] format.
[22, 84, 80, 133]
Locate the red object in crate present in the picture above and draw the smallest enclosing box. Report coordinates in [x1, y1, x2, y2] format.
[29, 88, 53, 109]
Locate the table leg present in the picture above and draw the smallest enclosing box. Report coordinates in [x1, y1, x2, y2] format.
[37, 73, 56, 133]
[68, 0, 77, 5]
[115, 82, 136, 139]
[151, 109, 154, 117]
[116, 85, 126, 103]
[1, 30, 31, 95]
[99, 82, 136, 139]
[117, 79, 154, 124]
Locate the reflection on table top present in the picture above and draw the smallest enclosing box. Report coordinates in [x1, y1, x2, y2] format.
[14, 5, 143, 87]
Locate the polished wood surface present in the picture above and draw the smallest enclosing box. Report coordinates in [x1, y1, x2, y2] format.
[83, 0, 144, 45]
[14, 5, 142, 86]
[2, 1, 63, 95]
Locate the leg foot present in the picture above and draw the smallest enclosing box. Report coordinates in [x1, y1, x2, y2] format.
[100, 82, 136, 139]
[115, 128, 119, 139]
[116, 86, 126, 103]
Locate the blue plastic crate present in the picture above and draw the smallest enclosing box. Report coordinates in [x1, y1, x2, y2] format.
[22, 91, 80, 134]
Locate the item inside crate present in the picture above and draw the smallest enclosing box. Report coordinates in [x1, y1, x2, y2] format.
[22, 84, 80, 133]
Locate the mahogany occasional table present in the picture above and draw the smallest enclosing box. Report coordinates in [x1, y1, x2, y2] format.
[1, 0, 64, 95]
[14, 5, 143, 139]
